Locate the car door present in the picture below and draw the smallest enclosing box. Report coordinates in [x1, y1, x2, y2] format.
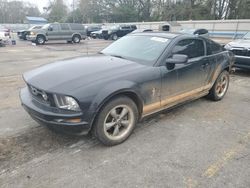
[47, 24, 61, 40]
[60, 23, 72, 40]
[173, 38, 211, 93]
[205, 39, 225, 84]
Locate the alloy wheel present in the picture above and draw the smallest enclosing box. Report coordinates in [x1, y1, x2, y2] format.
[215, 74, 228, 98]
[37, 37, 44, 44]
[103, 105, 134, 140]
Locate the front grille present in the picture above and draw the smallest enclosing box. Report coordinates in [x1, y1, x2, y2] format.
[231, 49, 250, 57]
[28, 85, 52, 105]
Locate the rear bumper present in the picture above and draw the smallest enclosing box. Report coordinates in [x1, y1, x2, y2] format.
[20, 87, 91, 135]
[234, 55, 250, 69]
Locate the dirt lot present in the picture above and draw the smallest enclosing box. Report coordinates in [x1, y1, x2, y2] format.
[0, 39, 250, 188]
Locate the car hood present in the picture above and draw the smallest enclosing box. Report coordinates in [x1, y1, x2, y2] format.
[228, 39, 250, 48]
[29, 29, 45, 33]
[23, 55, 144, 94]
[92, 30, 102, 34]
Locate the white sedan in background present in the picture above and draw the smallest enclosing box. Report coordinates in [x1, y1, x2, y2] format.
[0, 25, 11, 42]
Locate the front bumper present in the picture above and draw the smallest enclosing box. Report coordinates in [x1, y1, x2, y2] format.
[20, 87, 91, 135]
[234, 55, 250, 69]
[26, 35, 37, 41]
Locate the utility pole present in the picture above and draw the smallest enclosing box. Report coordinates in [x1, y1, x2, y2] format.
[72, 0, 75, 23]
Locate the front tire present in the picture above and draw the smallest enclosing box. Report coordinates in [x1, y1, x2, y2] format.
[93, 96, 138, 146]
[36, 35, 45, 45]
[208, 70, 229, 101]
[23, 33, 27, 40]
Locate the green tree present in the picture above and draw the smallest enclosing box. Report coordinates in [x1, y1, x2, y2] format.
[48, 0, 68, 22]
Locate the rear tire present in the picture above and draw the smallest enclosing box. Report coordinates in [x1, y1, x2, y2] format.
[207, 70, 229, 101]
[72, 34, 81, 43]
[93, 96, 138, 146]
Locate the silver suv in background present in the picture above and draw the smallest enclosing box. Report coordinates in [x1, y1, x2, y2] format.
[224, 32, 250, 69]
[27, 23, 87, 45]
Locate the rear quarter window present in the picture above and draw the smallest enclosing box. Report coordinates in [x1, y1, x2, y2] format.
[70, 24, 85, 30]
[206, 39, 223, 55]
[121, 26, 131, 30]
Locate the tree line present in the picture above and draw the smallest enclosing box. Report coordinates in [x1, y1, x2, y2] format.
[0, 0, 40, 23]
[0, 0, 250, 24]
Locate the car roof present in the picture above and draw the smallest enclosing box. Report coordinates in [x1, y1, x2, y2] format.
[131, 32, 183, 39]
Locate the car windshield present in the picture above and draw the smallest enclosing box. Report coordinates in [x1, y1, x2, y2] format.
[29, 26, 41, 30]
[243, 32, 250, 39]
[110, 25, 119, 30]
[42, 24, 50, 30]
[101, 35, 170, 64]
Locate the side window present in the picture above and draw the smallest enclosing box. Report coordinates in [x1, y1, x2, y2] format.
[60, 24, 70, 30]
[121, 26, 131, 30]
[172, 39, 205, 59]
[50, 24, 60, 31]
[206, 40, 223, 55]
[70, 24, 84, 30]
[131, 25, 137, 30]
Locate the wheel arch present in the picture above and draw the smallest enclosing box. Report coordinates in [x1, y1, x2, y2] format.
[88, 83, 144, 129]
[36, 34, 46, 40]
[98, 90, 143, 117]
[71, 32, 82, 39]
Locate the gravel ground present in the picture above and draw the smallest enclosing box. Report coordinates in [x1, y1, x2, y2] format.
[0, 38, 249, 188]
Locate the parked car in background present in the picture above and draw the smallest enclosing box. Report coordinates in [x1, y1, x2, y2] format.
[0, 25, 11, 40]
[224, 32, 250, 69]
[26, 23, 87, 45]
[20, 32, 233, 146]
[86, 25, 102, 36]
[180, 28, 209, 38]
[102, 24, 137, 40]
[17, 25, 43, 40]
[131, 29, 153, 33]
[90, 26, 108, 39]
[90, 29, 103, 39]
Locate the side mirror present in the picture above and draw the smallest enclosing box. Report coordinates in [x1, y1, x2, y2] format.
[166, 54, 188, 64]
[48, 26, 53, 31]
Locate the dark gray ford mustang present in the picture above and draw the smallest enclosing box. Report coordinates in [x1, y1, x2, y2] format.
[20, 32, 233, 145]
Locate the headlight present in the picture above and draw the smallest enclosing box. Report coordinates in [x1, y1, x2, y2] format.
[224, 43, 232, 50]
[53, 94, 80, 111]
[108, 30, 112, 34]
[30, 31, 36, 35]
